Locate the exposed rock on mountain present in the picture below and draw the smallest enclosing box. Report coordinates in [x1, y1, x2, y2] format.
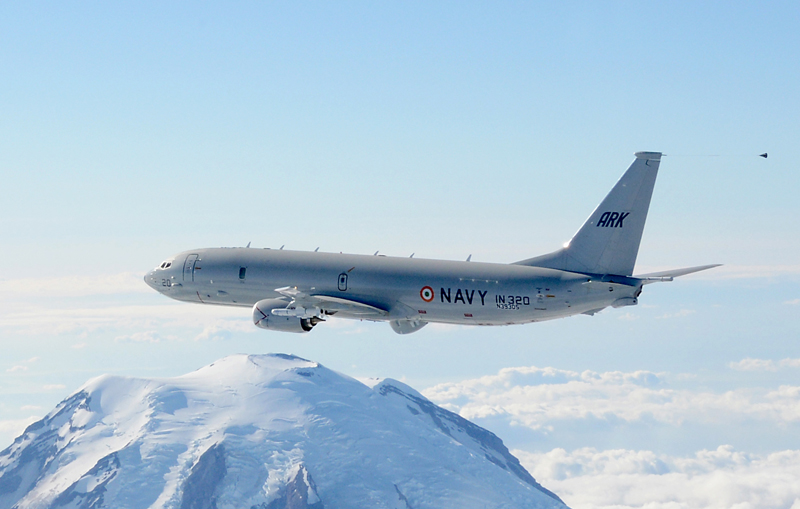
[0, 354, 566, 509]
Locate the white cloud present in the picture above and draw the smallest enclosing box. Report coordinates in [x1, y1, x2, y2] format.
[193, 323, 244, 342]
[20, 405, 42, 411]
[0, 272, 149, 298]
[423, 365, 800, 432]
[785, 299, 800, 305]
[42, 384, 66, 390]
[194, 327, 231, 341]
[0, 416, 39, 436]
[194, 318, 256, 341]
[730, 358, 800, 372]
[5, 357, 40, 372]
[71, 342, 88, 349]
[115, 331, 164, 343]
[516, 446, 800, 509]
[730, 358, 778, 371]
[0, 302, 246, 337]
[656, 308, 695, 319]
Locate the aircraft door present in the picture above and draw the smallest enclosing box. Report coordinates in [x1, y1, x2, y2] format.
[183, 254, 198, 282]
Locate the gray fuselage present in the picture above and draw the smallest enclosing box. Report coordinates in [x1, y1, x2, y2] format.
[145, 248, 642, 326]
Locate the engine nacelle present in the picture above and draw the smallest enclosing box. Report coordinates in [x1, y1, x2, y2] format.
[252, 298, 320, 333]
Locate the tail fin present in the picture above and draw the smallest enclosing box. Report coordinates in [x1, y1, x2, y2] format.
[515, 152, 662, 276]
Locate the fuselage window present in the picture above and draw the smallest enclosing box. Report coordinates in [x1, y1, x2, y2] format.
[239, 267, 246, 280]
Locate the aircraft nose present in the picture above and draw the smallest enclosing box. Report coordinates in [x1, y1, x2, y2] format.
[144, 271, 159, 290]
[145, 259, 182, 293]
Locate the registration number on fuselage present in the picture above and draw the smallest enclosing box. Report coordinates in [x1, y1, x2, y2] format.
[495, 294, 531, 310]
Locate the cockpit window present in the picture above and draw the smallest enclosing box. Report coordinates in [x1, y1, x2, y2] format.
[159, 261, 173, 269]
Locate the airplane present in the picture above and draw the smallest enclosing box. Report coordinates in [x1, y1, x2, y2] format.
[145, 152, 719, 334]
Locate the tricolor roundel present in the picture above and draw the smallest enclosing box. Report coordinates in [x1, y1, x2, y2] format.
[420, 286, 434, 302]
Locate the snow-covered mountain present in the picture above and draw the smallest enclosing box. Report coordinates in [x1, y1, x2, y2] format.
[0, 354, 566, 509]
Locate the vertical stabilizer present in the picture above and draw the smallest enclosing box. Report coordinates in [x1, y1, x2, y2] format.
[515, 152, 662, 276]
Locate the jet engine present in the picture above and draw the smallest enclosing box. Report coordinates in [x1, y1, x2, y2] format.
[252, 298, 323, 333]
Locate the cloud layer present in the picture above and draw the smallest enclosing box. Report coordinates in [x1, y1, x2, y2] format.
[3, 274, 799, 507]
[0, 272, 149, 298]
[423, 362, 800, 507]
[423, 365, 800, 432]
[730, 358, 800, 372]
[515, 446, 800, 509]
[0, 272, 250, 338]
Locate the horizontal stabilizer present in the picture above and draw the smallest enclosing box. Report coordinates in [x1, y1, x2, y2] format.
[635, 264, 721, 284]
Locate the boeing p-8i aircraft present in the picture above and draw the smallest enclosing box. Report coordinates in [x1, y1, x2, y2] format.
[145, 152, 719, 334]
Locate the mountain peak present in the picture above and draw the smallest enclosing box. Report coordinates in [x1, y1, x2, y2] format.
[179, 353, 320, 382]
[0, 354, 566, 509]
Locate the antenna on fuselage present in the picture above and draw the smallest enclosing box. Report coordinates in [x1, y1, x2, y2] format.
[466, 254, 472, 262]
[314, 247, 319, 252]
[246, 242, 251, 248]
[410, 253, 415, 258]
[373, 251, 379, 256]
[280, 245, 285, 250]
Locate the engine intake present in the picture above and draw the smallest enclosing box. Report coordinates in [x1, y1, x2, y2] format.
[252, 298, 319, 333]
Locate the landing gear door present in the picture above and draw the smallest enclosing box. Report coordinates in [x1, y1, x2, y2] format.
[183, 254, 198, 282]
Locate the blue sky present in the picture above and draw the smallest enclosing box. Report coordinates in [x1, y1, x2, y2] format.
[2, 3, 799, 507]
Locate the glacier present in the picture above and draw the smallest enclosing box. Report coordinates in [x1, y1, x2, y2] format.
[0, 354, 566, 509]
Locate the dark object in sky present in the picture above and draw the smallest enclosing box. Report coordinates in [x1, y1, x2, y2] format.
[760, 153, 768, 158]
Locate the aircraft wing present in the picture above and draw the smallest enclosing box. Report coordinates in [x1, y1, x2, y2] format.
[274, 286, 389, 318]
[634, 264, 722, 284]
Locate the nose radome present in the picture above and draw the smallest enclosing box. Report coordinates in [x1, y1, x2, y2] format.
[144, 270, 161, 290]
